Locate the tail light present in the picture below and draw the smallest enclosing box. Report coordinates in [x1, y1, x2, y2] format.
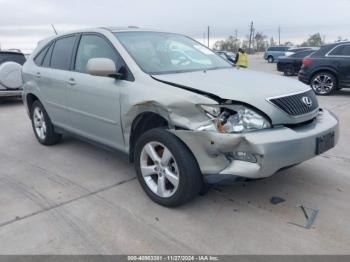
[303, 57, 312, 66]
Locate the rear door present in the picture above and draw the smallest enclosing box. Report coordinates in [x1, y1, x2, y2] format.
[65, 33, 127, 150]
[36, 35, 78, 128]
[327, 44, 350, 87]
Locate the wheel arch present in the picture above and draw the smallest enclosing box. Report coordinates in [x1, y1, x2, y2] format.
[310, 68, 339, 85]
[128, 110, 171, 163]
[25, 93, 40, 119]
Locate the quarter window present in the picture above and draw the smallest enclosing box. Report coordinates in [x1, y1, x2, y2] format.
[42, 43, 54, 67]
[74, 35, 120, 73]
[34, 45, 49, 66]
[50, 36, 76, 70]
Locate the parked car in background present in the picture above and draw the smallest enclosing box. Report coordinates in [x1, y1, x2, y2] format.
[277, 50, 315, 76]
[264, 46, 290, 63]
[284, 47, 319, 57]
[215, 50, 236, 64]
[22, 28, 338, 206]
[0, 51, 26, 97]
[298, 42, 350, 95]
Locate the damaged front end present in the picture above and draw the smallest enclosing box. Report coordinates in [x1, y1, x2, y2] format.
[123, 77, 338, 183]
[169, 106, 338, 183]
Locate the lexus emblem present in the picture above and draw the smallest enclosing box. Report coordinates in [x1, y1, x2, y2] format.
[302, 96, 313, 107]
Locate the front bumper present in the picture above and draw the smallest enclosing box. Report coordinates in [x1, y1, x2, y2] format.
[171, 109, 338, 180]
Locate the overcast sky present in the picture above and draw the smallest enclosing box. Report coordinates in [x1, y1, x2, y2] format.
[1, 0, 349, 52]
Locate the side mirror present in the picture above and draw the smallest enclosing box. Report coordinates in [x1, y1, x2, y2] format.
[86, 58, 122, 78]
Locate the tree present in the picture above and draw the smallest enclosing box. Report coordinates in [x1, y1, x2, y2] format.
[270, 37, 277, 47]
[336, 36, 348, 42]
[254, 32, 268, 52]
[300, 33, 324, 47]
[213, 36, 241, 52]
[284, 41, 294, 47]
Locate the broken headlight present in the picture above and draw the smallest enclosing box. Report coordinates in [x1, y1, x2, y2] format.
[199, 104, 271, 133]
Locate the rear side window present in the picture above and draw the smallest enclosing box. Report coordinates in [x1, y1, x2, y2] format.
[329, 44, 350, 56]
[276, 47, 289, 51]
[342, 45, 350, 56]
[50, 36, 76, 70]
[34, 45, 50, 65]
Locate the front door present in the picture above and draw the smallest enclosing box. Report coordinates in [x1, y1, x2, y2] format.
[66, 34, 126, 150]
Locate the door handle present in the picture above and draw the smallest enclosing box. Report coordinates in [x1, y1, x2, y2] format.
[68, 78, 76, 86]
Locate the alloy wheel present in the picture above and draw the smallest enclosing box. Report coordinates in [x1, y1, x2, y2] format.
[311, 74, 334, 95]
[33, 107, 47, 140]
[140, 142, 180, 198]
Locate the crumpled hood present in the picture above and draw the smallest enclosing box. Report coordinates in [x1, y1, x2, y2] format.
[152, 67, 315, 125]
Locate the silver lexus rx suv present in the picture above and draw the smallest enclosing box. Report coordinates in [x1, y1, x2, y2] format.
[22, 27, 339, 206]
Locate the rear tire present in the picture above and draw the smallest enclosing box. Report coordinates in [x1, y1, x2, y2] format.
[31, 100, 62, 145]
[267, 56, 274, 63]
[134, 128, 203, 207]
[310, 72, 337, 96]
[283, 64, 295, 76]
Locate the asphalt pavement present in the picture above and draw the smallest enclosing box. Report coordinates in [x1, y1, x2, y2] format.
[0, 56, 349, 254]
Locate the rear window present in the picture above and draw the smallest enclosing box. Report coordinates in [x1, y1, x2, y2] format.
[50, 35, 76, 70]
[0, 52, 26, 65]
[291, 50, 314, 58]
[42, 43, 54, 67]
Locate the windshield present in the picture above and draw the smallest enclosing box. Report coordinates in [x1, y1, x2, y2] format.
[114, 31, 231, 75]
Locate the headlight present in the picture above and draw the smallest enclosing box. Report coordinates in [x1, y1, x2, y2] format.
[199, 104, 271, 133]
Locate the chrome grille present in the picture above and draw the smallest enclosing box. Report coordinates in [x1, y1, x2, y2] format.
[269, 90, 319, 116]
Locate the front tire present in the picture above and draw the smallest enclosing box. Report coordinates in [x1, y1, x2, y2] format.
[134, 128, 203, 207]
[311, 72, 337, 96]
[267, 56, 274, 63]
[31, 100, 62, 145]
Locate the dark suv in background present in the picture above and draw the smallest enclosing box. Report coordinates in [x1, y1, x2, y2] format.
[277, 49, 316, 76]
[298, 42, 350, 95]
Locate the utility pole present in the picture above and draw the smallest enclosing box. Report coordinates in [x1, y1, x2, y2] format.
[278, 26, 281, 45]
[248, 21, 254, 54]
[207, 26, 210, 48]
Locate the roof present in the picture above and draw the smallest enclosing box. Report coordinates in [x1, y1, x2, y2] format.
[322, 41, 350, 48]
[102, 26, 165, 33]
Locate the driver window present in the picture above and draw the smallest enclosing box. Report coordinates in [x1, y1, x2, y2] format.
[75, 35, 120, 73]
